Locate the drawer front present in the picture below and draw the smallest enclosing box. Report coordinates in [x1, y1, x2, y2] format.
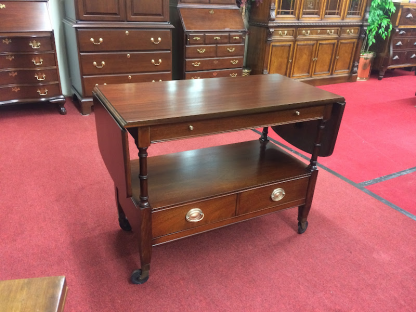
[187, 33, 205, 45]
[0, 53, 56, 69]
[395, 29, 413, 37]
[0, 83, 61, 102]
[185, 56, 243, 71]
[185, 45, 217, 58]
[272, 29, 296, 40]
[405, 38, 416, 49]
[1, 37, 53, 53]
[0, 68, 58, 85]
[340, 27, 360, 38]
[205, 33, 229, 44]
[399, 7, 416, 26]
[80, 51, 172, 75]
[83, 72, 172, 95]
[297, 28, 339, 38]
[152, 195, 236, 238]
[216, 44, 245, 57]
[77, 29, 172, 52]
[185, 68, 243, 79]
[150, 105, 326, 142]
[392, 38, 407, 50]
[406, 50, 416, 63]
[390, 51, 406, 65]
[230, 32, 244, 44]
[237, 178, 309, 215]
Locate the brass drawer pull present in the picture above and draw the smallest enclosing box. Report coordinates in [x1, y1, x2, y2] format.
[193, 37, 201, 40]
[9, 72, 17, 77]
[90, 38, 103, 45]
[197, 48, 205, 53]
[93, 61, 105, 68]
[302, 30, 310, 36]
[192, 62, 200, 67]
[37, 89, 48, 96]
[231, 60, 238, 64]
[0, 4, 6, 9]
[414, 42, 416, 45]
[3, 38, 11, 44]
[209, 10, 214, 14]
[392, 55, 399, 60]
[29, 40, 41, 49]
[214, 36, 221, 40]
[279, 31, 287, 36]
[125, 31, 129, 35]
[188, 125, 194, 131]
[191, 77, 200, 79]
[32, 58, 43, 65]
[271, 188, 285, 202]
[186, 208, 204, 222]
[399, 30, 406, 35]
[95, 83, 107, 86]
[230, 73, 237, 77]
[406, 13, 413, 18]
[127, 54, 130, 58]
[233, 36, 240, 39]
[152, 59, 162, 66]
[12, 87, 20, 92]
[346, 29, 354, 34]
[396, 41, 403, 46]
[152, 79, 162, 82]
[295, 110, 300, 116]
[327, 30, 335, 35]
[128, 75, 132, 79]
[6, 55, 14, 61]
[411, 54, 416, 59]
[151, 37, 161, 44]
[227, 48, 235, 52]
[35, 73, 46, 81]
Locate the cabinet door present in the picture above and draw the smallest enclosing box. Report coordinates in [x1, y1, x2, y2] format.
[290, 41, 316, 79]
[299, 0, 324, 20]
[267, 42, 294, 76]
[323, 0, 343, 19]
[126, 0, 169, 22]
[312, 40, 337, 77]
[332, 39, 357, 75]
[76, 0, 125, 21]
[343, 0, 366, 20]
[274, 0, 300, 21]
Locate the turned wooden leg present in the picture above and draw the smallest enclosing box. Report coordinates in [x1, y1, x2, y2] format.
[259, 127, 269, 143]
[115, 186, 132, 231]
[378, 69, 386, 80]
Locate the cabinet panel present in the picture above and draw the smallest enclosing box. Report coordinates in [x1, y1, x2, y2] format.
[185, 56, 243, 71]
[0, 52, 56, 69]
[343, 0, 366, 19]
[267, 42, 294, 76]
[399, 7, 416, 26]
[299, 0, 323, 20]
[0, 37, 53, 53]
[76, 0, 125, 21]
[185, 68, 243, 79]
[290, 41, 316, 79]
[126, 0, 169, 22]
[333, 39, 356, 75]
[406, 50, 416, 63]
[0, 83, 61, 102]
[312, 40, 337, 77]
[0, 68, 59, 85]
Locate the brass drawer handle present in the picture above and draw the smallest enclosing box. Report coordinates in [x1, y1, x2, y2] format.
[127, 54, 130, 58]
[396, 41, 403, 46]
[6, 55, 14, 61]
[151, 37, 161, 44]
[271, 188, 285, 202]
[90, 38, 103, 45]
[3, 38, 11, 44]
[327, 30, 335, 35]
[29, 40, 41, 49]
[9, 72, 17, 77]
[227, 47, 235, 52]
[191, 77, 200, 79]
[152, 79, 162, 82]
[295, 110, 300, 116]
[35, 73, 46, 81]
[346, 29, 354, 34]
[37, 89, 48, 96]
[188, 125, 194, 131]
[128, 75, 132, 79]
[231, 60, 238, 64]
[214, 36, 221, 40]
[93, 61, 105, 68]
[95, 83, 107, 86]
[233, 36, 240, 39]
[302, 30, 310, 36]
[186, 208, 204, 222]
[399, 30, 406, 35]
[152, 59, 162, 66]
[197, 48, 205, 53]
[411, 54, 416, 59]
[406, 13, 413, 18]
[392, 55, 400, 60]
[209, 10, 214, 14]
[12, 87, 20, 92]
[125, 31, 129, 35]
[192, 62, 200, 67]
[230, 73, 237, 77]
[279, 31, 287, 36]
[32, 58, 43, 65]
[193, 37, 201, 40]
[0, 4, 6, 9]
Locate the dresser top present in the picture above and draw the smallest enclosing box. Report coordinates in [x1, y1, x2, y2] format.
[94, 74, 344, 128]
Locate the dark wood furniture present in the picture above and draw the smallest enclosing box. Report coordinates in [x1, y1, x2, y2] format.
[63, 0, 173, 115]
[93, 74, 345, 284]
[246, 0, 369, 86]
[170, 0, 246, 80]
[0, 276, 67, 312]
[0, 0, 66, 114]
[373, 2, 416, 80]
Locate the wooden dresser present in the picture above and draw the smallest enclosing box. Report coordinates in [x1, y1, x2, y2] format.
[246, 0, 369, 86]
[170, 0, 246, 80]
[63, 0, 173, 115]
[373, 2, 416, 80]
[0, 0, 66, 114]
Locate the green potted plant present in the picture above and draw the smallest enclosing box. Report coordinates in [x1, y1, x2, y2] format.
[357, 0, 396, 81]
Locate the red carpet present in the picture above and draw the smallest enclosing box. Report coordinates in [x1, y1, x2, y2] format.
[1, 98, 416, 311]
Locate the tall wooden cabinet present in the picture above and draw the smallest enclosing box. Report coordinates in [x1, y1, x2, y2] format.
[64, 0, 173, 115]
[246, 0, 369, 86]
[373, 2, 416, 80]
[0, 0, 66, 114]
[170, 0, 246, 80]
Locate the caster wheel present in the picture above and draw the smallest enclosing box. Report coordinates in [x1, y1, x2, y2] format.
[59, 106, 67, 115]
[298, 221, 308, 234]
[131, 269, 149, 285]
[118, 217, 132, 231]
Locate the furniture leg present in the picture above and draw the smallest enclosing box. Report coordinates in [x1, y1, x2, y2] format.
[115, 186, 132, 231]
[50, 96, 67, 115]
[131, 147, 152, 285]
[259, 127, 269, 143]
[378, 69, 386, 80]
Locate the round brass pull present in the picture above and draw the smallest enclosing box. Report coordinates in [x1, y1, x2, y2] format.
[189, 125, 194, 131]
[151, 37, 161, 44]
[90, 38, 103, 45]
[125, 31, 129, 35]
[152, 59, 162, 66]
[128, 75, 132, 79]
[186, 208, 204, 222]
[93, 61, 105, 68]
[271, 188, 285, 202]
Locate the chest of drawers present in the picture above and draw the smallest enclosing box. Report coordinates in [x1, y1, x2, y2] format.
[170, 0, 246, 80]
[0, 1, 66, 114]
[373, 3, 416, 79]
[64, 0, 173, 115]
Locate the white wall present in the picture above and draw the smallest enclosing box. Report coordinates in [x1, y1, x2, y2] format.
[48, 0, 71, 95]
